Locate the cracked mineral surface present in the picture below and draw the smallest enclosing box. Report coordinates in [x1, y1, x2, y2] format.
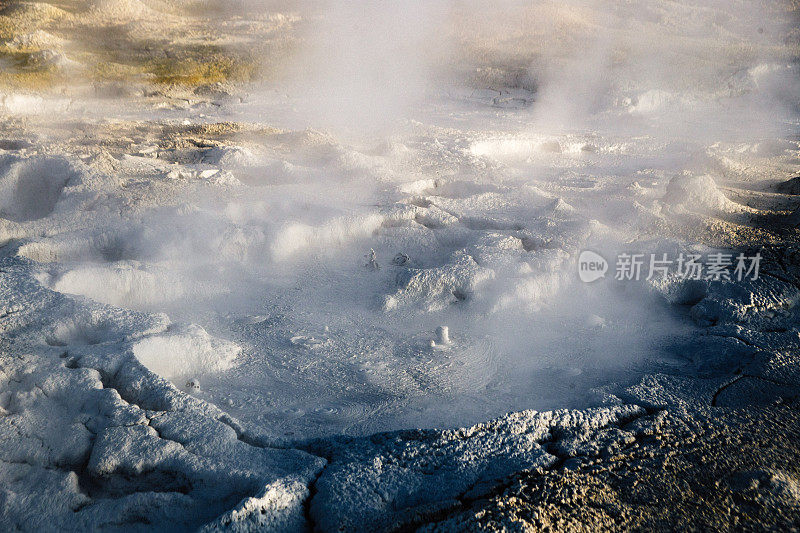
[0, 0, 799, 531]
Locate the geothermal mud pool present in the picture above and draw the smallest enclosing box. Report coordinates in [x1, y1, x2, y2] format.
[1, 0, 800, 530]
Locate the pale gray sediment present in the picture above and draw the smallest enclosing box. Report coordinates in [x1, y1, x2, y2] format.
[0, 0, 799, 531]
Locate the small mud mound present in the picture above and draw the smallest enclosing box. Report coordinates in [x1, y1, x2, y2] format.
[45, 307, 169, 346]
[51, 262, 184, 309]
[132, 324, 241, 382]
[384, 251, 495, 312]
[8, 30, 67, 50]
[775, 176, 800, 195]
[0, 155, 79, 222]
[662, 174, 738, 214]
[0, 1, 68, 21]
[18, 226, 147, 264]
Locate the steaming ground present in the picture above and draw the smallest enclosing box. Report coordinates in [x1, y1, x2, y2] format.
[1, 0, 800, 530]
[4, 95, 714, 438]
[9, 93, 794, 438]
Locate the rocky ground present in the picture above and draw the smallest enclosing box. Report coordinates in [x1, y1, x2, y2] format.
[1, 1, 800, 532]
[422, 403, 800, 531]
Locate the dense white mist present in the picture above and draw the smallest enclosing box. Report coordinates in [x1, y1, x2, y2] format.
[264, 0, 799, 138]
[280, 0, 451, 136]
